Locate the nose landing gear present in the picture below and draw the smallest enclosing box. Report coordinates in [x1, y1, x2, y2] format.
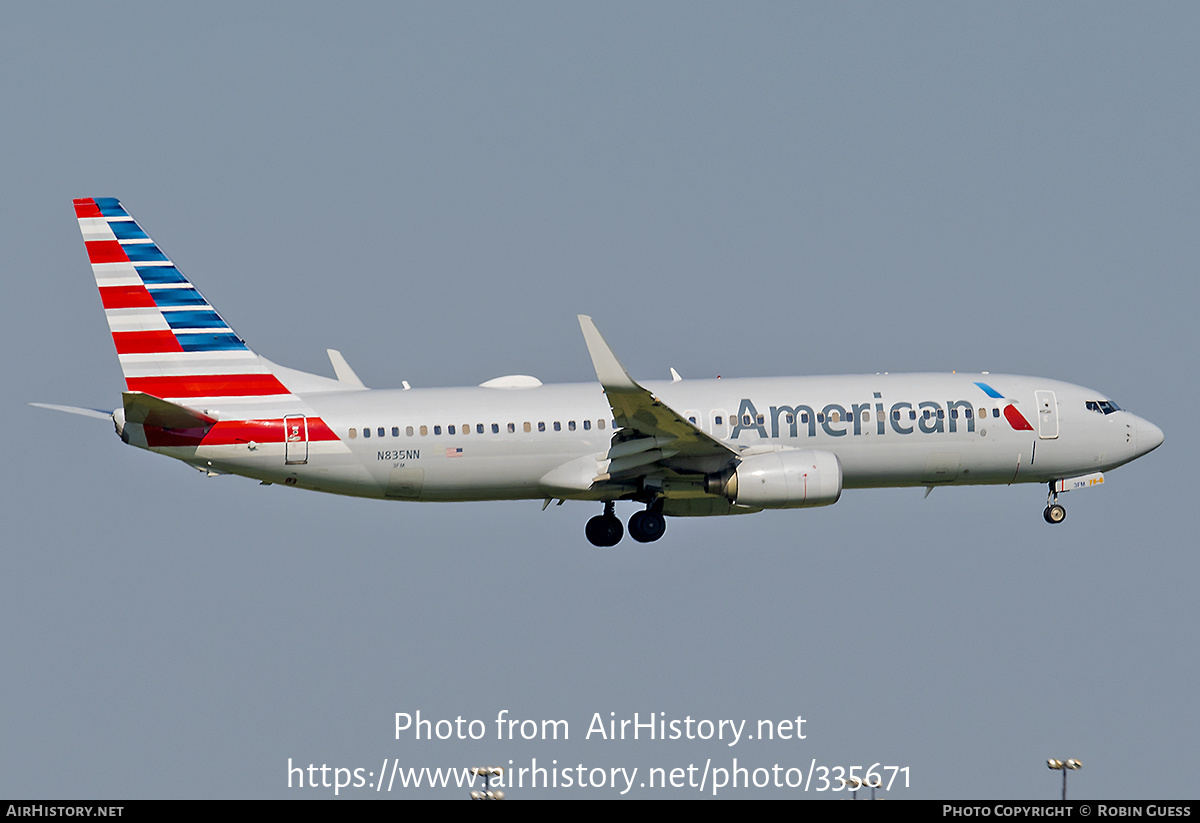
[1043, 482, 1066, 524]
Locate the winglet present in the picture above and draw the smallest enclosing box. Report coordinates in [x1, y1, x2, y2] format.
[578, 315, 639, 391]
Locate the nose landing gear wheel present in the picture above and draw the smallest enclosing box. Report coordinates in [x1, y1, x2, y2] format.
[628, 509, 666, 543]
[1043, 481, 1066, 524]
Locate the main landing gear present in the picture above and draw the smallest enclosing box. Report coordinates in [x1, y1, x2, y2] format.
[1044, 481, 1066, 524]
[585, 501, 667, 547]
[629, 501, 666, 544]
[585, 502, 623, 547]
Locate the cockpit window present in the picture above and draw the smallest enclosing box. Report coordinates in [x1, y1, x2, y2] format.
[1086, 400, 1121, 415]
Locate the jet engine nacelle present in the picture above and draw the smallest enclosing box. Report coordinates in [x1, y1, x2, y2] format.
[708, 449, 843, 509]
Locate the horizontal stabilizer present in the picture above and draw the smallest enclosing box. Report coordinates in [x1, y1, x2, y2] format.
[122, 392, 216, 430]
[29, 402, 113, 421]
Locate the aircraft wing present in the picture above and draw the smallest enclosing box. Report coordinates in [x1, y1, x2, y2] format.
[578, 316, 737, 482]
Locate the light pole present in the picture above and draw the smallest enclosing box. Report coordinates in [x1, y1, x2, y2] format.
[840, 775, 883, 800]
[1046, 758, 1081, 800]
[469, 767, 505, 800]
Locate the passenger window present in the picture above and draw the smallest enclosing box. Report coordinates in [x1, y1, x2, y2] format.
[433, 425, 442, 435]
[714, 416, 723, 425]
[448, 425, 456, 435]
[364, 427, 371, 438]
[862, 411, 870, 422]
[568, 421, 576, 431]
[786, 414, 794, 424]
[538, 422, 546, 432]
[830, 411, 840, 423]
[477, 424, 485, 434]
[554, 421, 561, 431]
[978, 408, 986, 419]
[378, 427, 386, 437]
[523, 422, 531, 433]
[892, 410, 900, 420]
[406, 426, 414, 436]
[508, 423, 515, 433]
[420, 425, 428, 436]
[950, 410, 958, 419]
[993, 408, 1000, 418]
[756, 415, 764, 425]
[491, 423, 499, 433]
[817, 413, 825, 423]
[348, 427, 357, 439]
[937, 410, 944, 419]
[598, 419, 606, 429]
[391, 426, 400, 437]
[461, 424, 469, 435]
[583, 420, 591, 430]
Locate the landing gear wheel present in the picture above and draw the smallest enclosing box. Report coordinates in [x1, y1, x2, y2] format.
[585, 503, 624, 547]
[628, 510, 667, 543]
[1043, 481, 1066, 524]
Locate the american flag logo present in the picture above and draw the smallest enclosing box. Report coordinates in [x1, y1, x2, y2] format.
[446, 447, 463, 458]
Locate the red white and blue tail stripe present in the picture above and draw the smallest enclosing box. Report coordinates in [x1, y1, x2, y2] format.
[75, 197, 294, 407]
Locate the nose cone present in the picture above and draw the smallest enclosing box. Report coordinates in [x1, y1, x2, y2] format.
[1136, 417, 1164, 456]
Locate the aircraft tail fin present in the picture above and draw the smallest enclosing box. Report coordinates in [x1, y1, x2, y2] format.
[75, 197, 295, 407]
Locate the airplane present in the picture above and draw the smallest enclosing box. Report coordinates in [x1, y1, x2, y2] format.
[39, 197, 1164, 547]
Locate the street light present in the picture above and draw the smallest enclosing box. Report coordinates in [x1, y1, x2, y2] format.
[839, 775, 883, 800]
[1047, 758, 1081, 800]
[469, 767, 505, 800]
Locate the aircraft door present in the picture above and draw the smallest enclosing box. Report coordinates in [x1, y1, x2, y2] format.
[1034, 390, 1059, 440]
[284, 414, 309, 464]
